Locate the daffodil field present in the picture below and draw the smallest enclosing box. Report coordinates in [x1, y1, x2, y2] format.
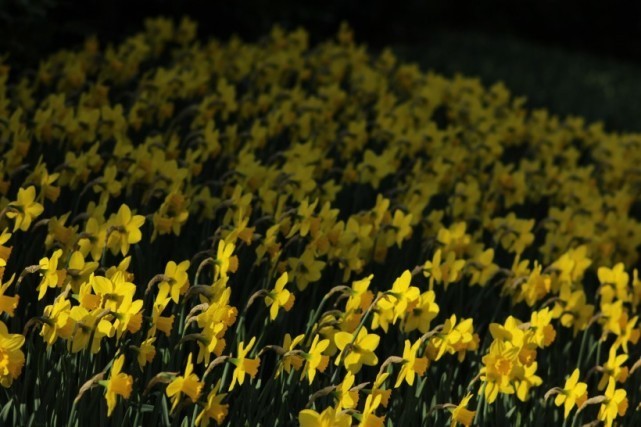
[1, 17, 641, 426]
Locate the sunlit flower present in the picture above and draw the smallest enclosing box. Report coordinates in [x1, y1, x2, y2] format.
[0, 320, 25, 387]
[229, 337, 260, 391]
[102, 355, 133, 416]
[166, 353, 204, 412]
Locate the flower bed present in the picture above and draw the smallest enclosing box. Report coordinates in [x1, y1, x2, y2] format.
[0, 17, 640, 426]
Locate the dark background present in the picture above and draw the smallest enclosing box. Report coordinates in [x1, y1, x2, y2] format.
[3, 0, 641, 63]
[2, 0, 641, 130]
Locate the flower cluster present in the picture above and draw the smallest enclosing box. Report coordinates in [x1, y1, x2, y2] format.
[0, 17, 640, 426]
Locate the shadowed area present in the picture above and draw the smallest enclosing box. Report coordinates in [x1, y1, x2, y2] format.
[394, 30, 641, 132]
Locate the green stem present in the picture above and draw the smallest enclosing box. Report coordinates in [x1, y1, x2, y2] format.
[576, 324, 591, 370]
[475, 383, 486, 425]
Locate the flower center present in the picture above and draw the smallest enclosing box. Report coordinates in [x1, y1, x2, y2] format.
[111, 374, 133, 398]
[495, 358, 512, 376]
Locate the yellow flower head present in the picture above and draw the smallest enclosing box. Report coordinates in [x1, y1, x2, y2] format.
[395, 339, 428, 388]
[6, 186, 44, 232]
[303, 335, 329, 384]
[103, 355, 133, 416]
[265, 271, 295, 320]
[137, 337, 156, 369]
[336, 371, 359, 410]
[166, 353, 204, 412]
[299, 406, 351, 427]
[229, 337, 260, 391]
[195, 380, 229, 427]
[158, 260, 190, 304]
[553, 368, 587, 419]
[450, 393, 476, 427]
[0, 273, 18, 317]
[37, 249, 66, 300]
[334, 327, 379, 374]
[108, 204, 145, 256]
[598, 377, 628, 427]
[0, 320, 25, 388]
